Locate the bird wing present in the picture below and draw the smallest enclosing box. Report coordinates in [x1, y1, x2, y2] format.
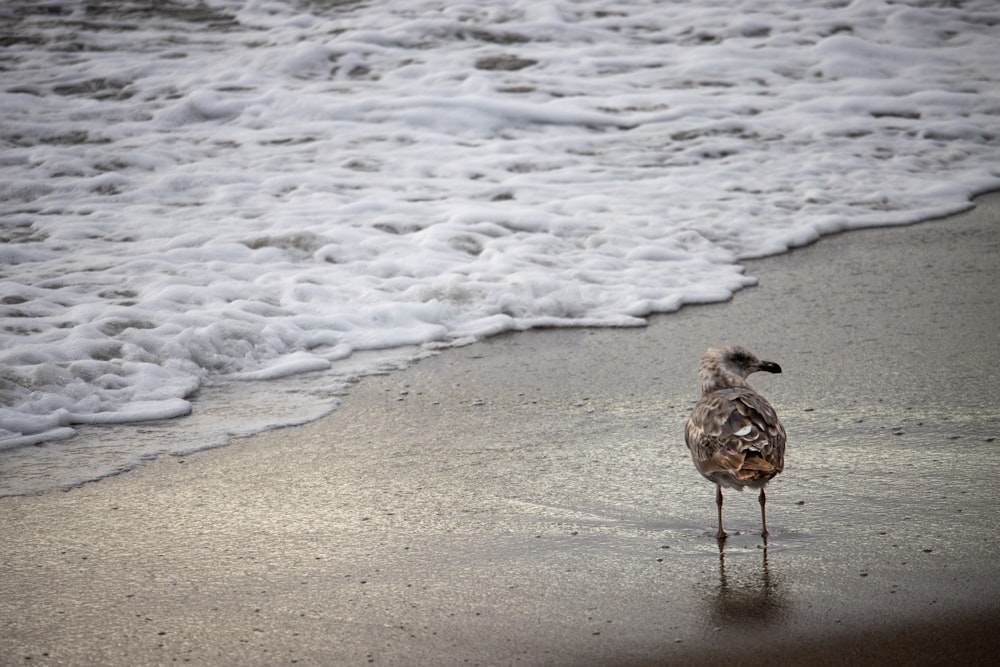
[685, 387, 786, 480]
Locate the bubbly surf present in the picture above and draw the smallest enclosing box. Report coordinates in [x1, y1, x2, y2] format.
[1, 0, 998, 494]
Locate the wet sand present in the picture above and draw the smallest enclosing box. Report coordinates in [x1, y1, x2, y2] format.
[2, 192, 999, 666]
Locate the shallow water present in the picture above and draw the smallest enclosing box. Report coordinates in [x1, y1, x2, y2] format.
[2, 0, 999, 494]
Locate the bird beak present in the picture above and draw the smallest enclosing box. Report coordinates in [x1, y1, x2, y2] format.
[757, 360, 782, 374]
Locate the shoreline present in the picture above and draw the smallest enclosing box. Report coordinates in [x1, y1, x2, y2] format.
[2, 189, 995, 500]
[2, 192, 999, 665]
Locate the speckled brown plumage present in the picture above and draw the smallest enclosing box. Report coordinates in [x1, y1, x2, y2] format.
[685, 346, 786, 540]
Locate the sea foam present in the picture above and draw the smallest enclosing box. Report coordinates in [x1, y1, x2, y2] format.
[1, 0, 998, 494]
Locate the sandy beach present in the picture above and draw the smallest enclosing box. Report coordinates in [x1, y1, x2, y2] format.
[2, 191, 999, 666]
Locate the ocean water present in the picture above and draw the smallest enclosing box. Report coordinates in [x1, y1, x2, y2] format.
[1, 0, 998, 495]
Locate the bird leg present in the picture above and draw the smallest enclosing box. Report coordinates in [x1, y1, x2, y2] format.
[715, 485, 727, 540]
[759, 487, 769, 538]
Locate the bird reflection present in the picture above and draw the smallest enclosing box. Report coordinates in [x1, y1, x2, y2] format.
[707, 537, 789, 626]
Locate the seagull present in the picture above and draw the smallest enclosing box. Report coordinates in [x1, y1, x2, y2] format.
[685, 346, 786, 540]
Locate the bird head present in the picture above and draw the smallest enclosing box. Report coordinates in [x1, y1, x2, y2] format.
[698, 345, 782, 392]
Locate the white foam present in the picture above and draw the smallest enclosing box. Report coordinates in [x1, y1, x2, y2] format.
[0, 427, 77, 452]
[1, 0, 998, 494]
[61, 399, 193, 425]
